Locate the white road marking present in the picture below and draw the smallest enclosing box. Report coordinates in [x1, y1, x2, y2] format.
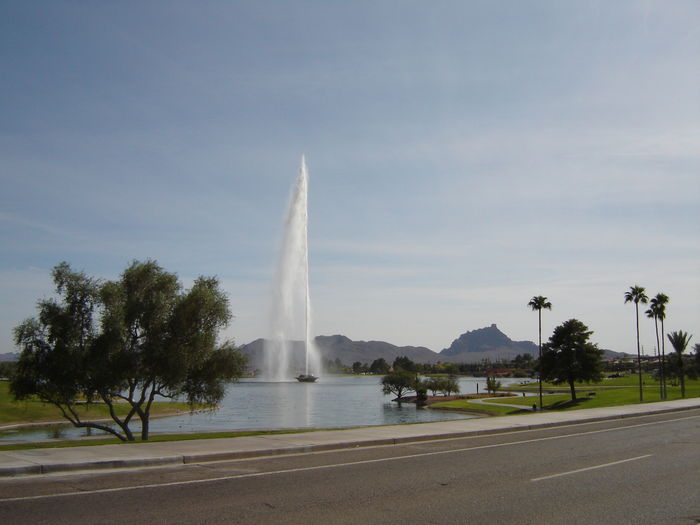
[0, 414, 697, 503]
[530, 454, 653, 482]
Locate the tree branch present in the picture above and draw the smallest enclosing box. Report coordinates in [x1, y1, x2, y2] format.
[53, 401, 129, 442]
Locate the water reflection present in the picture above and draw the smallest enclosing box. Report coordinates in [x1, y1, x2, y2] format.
[47, 425, 66, 440]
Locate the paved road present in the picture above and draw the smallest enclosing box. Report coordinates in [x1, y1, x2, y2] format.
[1, 409, 698, 524]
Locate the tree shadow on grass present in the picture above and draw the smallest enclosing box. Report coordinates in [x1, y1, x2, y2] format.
[547, 397, 593, 410]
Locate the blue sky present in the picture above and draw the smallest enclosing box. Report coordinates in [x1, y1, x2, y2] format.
[2, 1, 698, 356]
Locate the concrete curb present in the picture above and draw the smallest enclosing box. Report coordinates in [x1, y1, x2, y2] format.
[2, 401, 698, 478]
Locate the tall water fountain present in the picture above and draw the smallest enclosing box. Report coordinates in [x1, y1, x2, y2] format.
[263, 157, 321, 381]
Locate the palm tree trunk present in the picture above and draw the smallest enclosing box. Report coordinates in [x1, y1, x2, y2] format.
[679, 355, 685, 398]
[635, 303, 643, 402]
[660, 317, 666, 399]
[538, 309, 543, 410]
[653, 316, 661, 399]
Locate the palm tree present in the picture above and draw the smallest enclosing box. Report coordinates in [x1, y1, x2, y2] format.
[528, 295, 552, 410]
[657, 293, 669, 398]
[667, 330, 692, 398]
[646, 293, 669, 398]
[625, 285, 648, 402]
[645, 304, 661, 398]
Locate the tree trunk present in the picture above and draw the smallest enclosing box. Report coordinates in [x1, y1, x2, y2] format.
[635, 303, 643, 402]
[102, 394, 135, 441]
[141, 416, 149, 441]
[660, 318, 667, 399]
[568, 379, 577, 402]
[538, 310, 543, 410]
[679, 356, 685, 398]
[654, 317, 662, 399]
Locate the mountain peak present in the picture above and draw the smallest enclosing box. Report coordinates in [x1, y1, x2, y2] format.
[317, 334, 352, 345]
[440, 324, 535, 356]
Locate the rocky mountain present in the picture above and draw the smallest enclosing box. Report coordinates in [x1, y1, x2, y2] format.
[439, 324, 538, 362]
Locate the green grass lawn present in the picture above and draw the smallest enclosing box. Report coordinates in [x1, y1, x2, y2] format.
[431, 400, 529, 416]
[496, 375, 699, 410]
[431, 375, 699, 416]
[0, 381, 194, 426]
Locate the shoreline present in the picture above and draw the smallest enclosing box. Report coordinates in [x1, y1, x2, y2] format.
[0, 407, 207, 433]
[395, 393, 519, 417]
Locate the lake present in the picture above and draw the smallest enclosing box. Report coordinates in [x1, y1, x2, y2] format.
[0, 376, 533, 442]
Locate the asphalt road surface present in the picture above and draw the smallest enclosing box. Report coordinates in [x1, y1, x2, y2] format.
[1, 409, 699, 525]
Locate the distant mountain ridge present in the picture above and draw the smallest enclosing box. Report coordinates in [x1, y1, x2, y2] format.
[315, 335, 437, 364]
[240, 324, 545, 370]
[239, 335, 438, 372]
[239, 324, 630, 372]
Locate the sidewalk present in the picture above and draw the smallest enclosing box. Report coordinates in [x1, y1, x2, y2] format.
[1, 398, 699, 478]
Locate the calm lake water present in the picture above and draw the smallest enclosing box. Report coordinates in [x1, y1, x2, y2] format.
[1, 376, 533, 442]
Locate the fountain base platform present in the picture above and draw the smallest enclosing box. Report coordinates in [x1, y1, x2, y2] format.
[296, 374, 318, 383]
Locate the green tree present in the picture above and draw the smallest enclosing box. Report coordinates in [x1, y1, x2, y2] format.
[11, 261, 246, 441]
[425, 376, 443, 396]
[485, 376, 501, 394]
[528, 295, 552, 410]
[513, 353, 534, 370]
[352, 361, 363, 374]
[625, 285, 648, 402]
[538, 319, 603, 402]
[369, 358, 390, 375]
[415, 380, 428, 406]
[0, 361, 16, 379]
[392, 355, 417, 373]
[425, 376, 460, 396]
[646, 292, 669, 399]
[381, 369, 418, 403]
[667, 331, 692, 398]
[443, 375, 460, 396]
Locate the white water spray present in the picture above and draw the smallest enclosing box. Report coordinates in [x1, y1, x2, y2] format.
[264, 157, 321, 380]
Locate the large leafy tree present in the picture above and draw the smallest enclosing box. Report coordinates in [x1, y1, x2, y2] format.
[624, 285, 648, 402]
[424, 376, 460, 396]
[392, 355, 417, 373]
[667, 331, 692, 398]
[381, 369, 419, 403]
[528, 295, 552, 410]
[538, 319, 603, 402]
[12, 261, 246, 441]
[645, 292, 669, 399]
[369, 358, 390, 375]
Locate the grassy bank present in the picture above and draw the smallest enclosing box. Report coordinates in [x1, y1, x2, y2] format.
[0, 381, 194, 426]
[430, 399, 528, 417]
[431, 374, 700, 415]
